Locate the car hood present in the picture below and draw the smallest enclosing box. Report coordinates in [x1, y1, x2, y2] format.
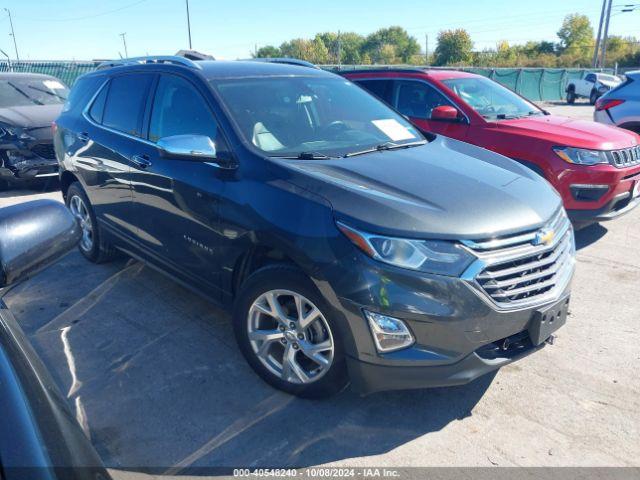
[597, 79, 620, 89]
[278, 136, 561, 240]
[0, 104, 63, 129]
[492, 114, 638, 150]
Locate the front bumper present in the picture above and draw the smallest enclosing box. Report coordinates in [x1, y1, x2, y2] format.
[347, 337, 546, 394]
[0, 142, 58, 182]
[551, 161, 640, 224]
[320, 247, 573, 395]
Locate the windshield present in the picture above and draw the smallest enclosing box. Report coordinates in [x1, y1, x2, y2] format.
[0, 77, 69, 108]
[210, 76, 423, 157]
[442, 77, 541, 120]
[597, 74, 618, 83]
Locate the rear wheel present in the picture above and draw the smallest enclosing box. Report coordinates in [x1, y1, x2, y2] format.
[66, 182, 118, 263]
[233, 264, 348, 398]
[566, 89, 576, 104]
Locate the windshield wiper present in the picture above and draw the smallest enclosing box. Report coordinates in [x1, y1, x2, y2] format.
[7, 82, 44, 106]
[344, 140, 427, 158]
[269, 151, 334, 160]
[27, 85, 67, 101]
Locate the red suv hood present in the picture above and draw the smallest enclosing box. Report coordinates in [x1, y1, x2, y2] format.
[491, 115, 638, 150]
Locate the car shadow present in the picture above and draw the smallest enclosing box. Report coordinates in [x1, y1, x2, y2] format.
[574, 223, 608, 250]
[6, 251, 494, 471]
[0, 178, 60, 199]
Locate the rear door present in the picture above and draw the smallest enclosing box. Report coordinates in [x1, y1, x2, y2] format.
[128, 72, 231, 298]
[71, 72, 155, 239]
[390, 80, 470, 139]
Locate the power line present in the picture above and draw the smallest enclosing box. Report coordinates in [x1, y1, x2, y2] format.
[24, 0, 150, 22]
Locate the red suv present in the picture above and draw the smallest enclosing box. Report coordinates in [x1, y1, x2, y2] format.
[344, 69, 640, 227]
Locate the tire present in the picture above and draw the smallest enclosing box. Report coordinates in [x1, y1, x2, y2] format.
[65, 182, 118, 263]
[566, 89, 576, 104]
[233, 264, 349, 398]
[589, 90, 598, 105]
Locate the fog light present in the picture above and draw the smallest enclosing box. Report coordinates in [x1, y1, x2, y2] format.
[364, 310, 414, 353]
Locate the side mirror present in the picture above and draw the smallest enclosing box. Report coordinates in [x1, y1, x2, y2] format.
[157, 134, 236, 169]
[157, 134, 217, 160]
[431, 105, 463, 122]
[0, 200, 80, 288]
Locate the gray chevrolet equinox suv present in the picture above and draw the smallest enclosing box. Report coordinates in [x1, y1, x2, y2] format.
[55, 57, 575, 397]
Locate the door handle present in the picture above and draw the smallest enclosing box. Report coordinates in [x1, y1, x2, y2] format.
[77, 132, 90, 142]
[131, 154, 152, 169]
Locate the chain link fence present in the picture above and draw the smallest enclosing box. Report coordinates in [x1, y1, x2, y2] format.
[0, 60, 615, 102]
[329, 66, 615, 102]
[0, 61, 99, 87]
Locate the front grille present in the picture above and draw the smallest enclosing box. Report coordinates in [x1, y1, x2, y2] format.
[608, 145, 640, 168]
[463, 210, 575, 309]
[30, 143, 56, 160]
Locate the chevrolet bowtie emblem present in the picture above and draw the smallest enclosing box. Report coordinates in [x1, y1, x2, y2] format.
[533, 228, 555, 246]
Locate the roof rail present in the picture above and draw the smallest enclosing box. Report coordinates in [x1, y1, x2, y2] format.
[97, 55, 203, 70]
[248, 58, 320, 69]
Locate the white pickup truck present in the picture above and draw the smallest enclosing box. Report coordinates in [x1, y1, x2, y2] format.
[566, 72, 622, 105]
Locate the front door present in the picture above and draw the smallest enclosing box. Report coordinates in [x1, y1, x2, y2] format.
[129, 73, 231, 298]
[392, 80, 470, 140]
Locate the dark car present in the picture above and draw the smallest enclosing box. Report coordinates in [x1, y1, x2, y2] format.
[0, 72, 69, 187]
[0, 199, 109, 479]
[54, 57, 575, 397]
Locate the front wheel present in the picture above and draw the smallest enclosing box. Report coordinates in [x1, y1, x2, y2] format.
[590, 89, 598, 105]
[566, 90, 576, 104]
[233, 264, 348, 398]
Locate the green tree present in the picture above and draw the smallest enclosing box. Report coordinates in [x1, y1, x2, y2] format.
[253, 45, 281, 58]
[362, 26, 420, 63]
[557, 14, 593, 52]
[279, 38, 329, 64]
[315, 31, 365, 64]
[434, 29, 473, 65]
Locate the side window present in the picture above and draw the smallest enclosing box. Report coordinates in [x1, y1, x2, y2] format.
[102, 73, 154, 136]
[149, 75, 217, 143]
[88, 81, 108, 124]
[62, 75, 103, 114]
[355, 79, 394, 105]
[394, 81, 453, 120]
[585, 74, 596, 83]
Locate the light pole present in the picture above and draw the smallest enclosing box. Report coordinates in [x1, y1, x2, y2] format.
[185, 0, 192, 49]
[593, 0, 607, 67]
[120, 32, 128, 58]
[600, 0, 614, 67]
[3, 8, 19, 62]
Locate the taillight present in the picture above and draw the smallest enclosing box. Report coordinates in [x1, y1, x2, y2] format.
[595, 98, 624, 111]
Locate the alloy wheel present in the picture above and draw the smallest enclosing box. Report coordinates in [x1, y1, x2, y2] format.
[69, 195, 94, 252]
[247, 289, 334, 384]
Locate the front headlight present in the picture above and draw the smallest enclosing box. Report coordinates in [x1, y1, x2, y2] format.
[553, 147, 609, 166]
[0, 124, 17, 140]
[337, 222, 475, 276]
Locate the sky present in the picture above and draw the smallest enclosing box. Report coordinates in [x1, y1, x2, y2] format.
[1, 0, 638, 61]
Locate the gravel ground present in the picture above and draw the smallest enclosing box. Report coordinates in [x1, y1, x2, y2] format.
[3, 103, 639, 476]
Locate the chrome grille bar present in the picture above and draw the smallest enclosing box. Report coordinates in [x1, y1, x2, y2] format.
[608, 145, 640, 168]
[462, 210, 576, 310]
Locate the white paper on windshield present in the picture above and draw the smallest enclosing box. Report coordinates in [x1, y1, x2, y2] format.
[372, 119, 415, 141]
[43, 80, 65, 89]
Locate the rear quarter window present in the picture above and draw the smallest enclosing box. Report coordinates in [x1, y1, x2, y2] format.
[62, 75, 104, 114]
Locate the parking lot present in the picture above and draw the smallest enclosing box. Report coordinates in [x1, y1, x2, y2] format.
[3, 103, 639, 473]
